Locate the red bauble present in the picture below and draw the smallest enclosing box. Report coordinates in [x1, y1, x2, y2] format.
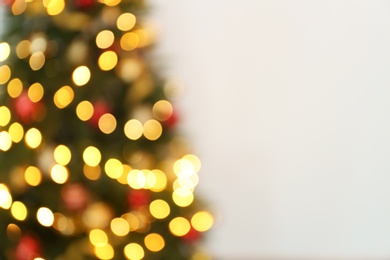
[15, 234, 42, 260]
[74, 0, 96, 9]
[127, 189, 150, 210]
[89, 100, 111, 127]
[182, 227, 201, 244]
[61, 183, 90, 212]
[163, 110, 179, 128]
[13, 92, 44, 124]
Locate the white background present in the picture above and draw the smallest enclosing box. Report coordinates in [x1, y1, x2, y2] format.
[149, 1, 390, 259]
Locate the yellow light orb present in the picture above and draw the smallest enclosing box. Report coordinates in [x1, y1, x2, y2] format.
[169, 217, 191, 237]
[96, 30, 115, 49]
[25, 128, 42, 149]
[120, 32, 139, 51]
[8, 122, 24, 143]
[117, 13, 136, 31]
[29, 52, 45, 71]
[0, 65, 11, 84]
[144, 233, 165, 252]
[83, 146, 102, 167]
[98, 51, 118, 71]
[46, 0, 65, 16]
[149, 199, 170, 219]
[172, 188, 194, 207]
[50, 164, 69, 184]
[98, 113, 117, 134]
[150, 169, 167, 192]
[191, 211, 214, 232]
[89, 229, 108, 247]
[24, 166, 42, 187]
[16, 40, 31, 59]
[0, 184, 12, 209]
[7, 78, 23, 98]
[152, 100, 173, 121]
[54, 86, 74, 109]
[124, 119, 143, 140]
[124, 243, 144, 260]
[104, 158, 123, 179]
[37, 207, 54, 227]
[94, 243, 114, 260]
[11, 0, 27, 16]
[11, 201, 27, 221]
[54, 145, 72, 165]
[72, 66, 91, 86]
[76, 100, 94, 121]
[0, 42, 10, 62]
[83, 164, 101, 180]
[103, 0, 120, 7]
[0, 131, 12, 151]
[110, 217, 130, 236]
[0, 106, 11, 126]
[28, 83, 44, 103]
[183, 154, 202, 172]
[143, 119, 162, 141]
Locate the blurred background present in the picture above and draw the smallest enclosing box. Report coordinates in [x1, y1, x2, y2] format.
[149, 0, 390, 259]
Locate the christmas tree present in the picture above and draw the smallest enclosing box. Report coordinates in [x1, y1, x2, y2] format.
[0, 0, 213, 259]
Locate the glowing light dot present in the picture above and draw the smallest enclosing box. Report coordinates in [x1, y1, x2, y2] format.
[169, 217, 191, 237]
[83, 164, 101, 180]
[143, 119, 162, 141]
[0, 65, 11, 84]
[149, 199, 170, 219]
[28, 83, 44, 102]
[98, 51, 118, 71]
[124, 243, 144, 260]
[83, 146, 101, 167]
[37, 207, 54, 227]
[98, 113, 117, 134]
[103, 0, 120, 7]
[0, 131, 12, 151]
[24, 166, 42, 187]
[16, 40, 31, 59]
[11, 201, 27, 221]
[110, 218, 130, 236]
[0, 42, 10, 62]
[46, 0, 65, 16]
[120, 32, 139, 51]
[8, 122, 24, 143]
[72, 66, 91, 86]
[117, 13, 136, 31]
[153, 100, 173, 121]
[96, 30, 115, 49]
[89, 229, 108, 247]
[29, 52, 45, 71]
[144, 233, 165, 252]
[7, 78, 23, 98]
[183, 154, 202, 172]
[124, 119, 143, 140]
[11, 0, 27, 15]
[0, 184, 12, 209]
[94, 243, 114, 260]
[76, 100, 94, 121]
[50, 164, 69, 184]
[150, 169, 167, 192]
[104, 158, 123, 179]
[191, 211, 214, 232]
[172, 188, 194, 207]
[0, 106, 11, 126]
[54, 145, 72, 165]
[54, 86, 74, 108]
[25, 128, 42, 149]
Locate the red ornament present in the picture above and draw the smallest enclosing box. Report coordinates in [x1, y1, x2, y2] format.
[61, 183, 90, 212]
[74, 0, 96, 9]
[163, 110, 179, 128]
[89, 100, 111, 127]
[13, 92, 45, 124]
[15, 234, 42, 260]
[182, 227, 201, 244]
[127, 189, 150, 210]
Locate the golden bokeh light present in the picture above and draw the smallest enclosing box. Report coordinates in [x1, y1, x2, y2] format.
[117, 13, 136, 31]
[0, 184, 12, 209]
[0, 65, 11, 84]
[7, 78, 23, 98]
[29, 52, 45, 71]
[72, 66, 91, 86]
[96, 30, 115, 49]
[120, 32, 139, 51]
[24, 166, 42, 187]
[50, 164, 69, 184]
[110, 217, 130, 236]
[124, 243, 144, 260]
[25, 128, 42, 149]
[191, 211, 214, 232]
[76, 100, 94, 121]
[54, 144, 72, 165]
[104, 158, 123, 179]
[149, 199, 170, 219]
[89, 229, 108, 247]
[7, 223, 21, 240]
[37, 207, 54, 227]
[172, 188, 194, 207]
[83, 146, 102, 167]
[103, 0, 120, 7]
[30, 36, 48, 53]
[117, 164, 131, 184]
[95, 243, 114, 260]
[122, 213, 139, 232]
[46, 0, 65, 16]
[98, 113, 117, 134]
[11, 0, 27, 15]
[153, 100, 173, 121]
[169, 217, 191, 237]
[124, 119, 143, 140]
[183, 154, 201, 172]
[143, 119, 162, 140]
[10, 201, 27, 221]
[0, 131, 12, 151]
[8, 122, 24, 143]
[16, 40, 30, 59]
[150, 169, 167, 192]
[54, 86, 74, 109]
[0, 42, 10, 62]
[28, 83, 44, 102]
[127, 169, 154, 189]
[98, 51, 118, 71]
[0, 106, 11, 126]
[83, 164, 101, 180]
[144, 233, 165, 252]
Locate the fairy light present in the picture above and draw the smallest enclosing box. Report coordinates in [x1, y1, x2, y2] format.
[8, 122, 24, 143]
[0, 106, 11, 126]
[104, 158, 123, 179]
[83, 164, 101, 180]
[0, 132, 12, 151]
[117, 13, 136, 31]
[150, 169, 167, 192]
[83, 146, 102, 167]
[124, 243, 144, 260]
[169, 217, 191, 237]
[54, 86, 74, 108]
[124, 119, 143, 140]
[0, 184, 12, 209]
[153, 100, 173, 121]
[96, 30, 115, 49]
[46, 0, 65, 16]
[24, 166, 42, 186]
[10, 201, 27, 221]
[72, 66, 91, 86]
[0, 42, 10, 62]
[11, 0, 27, 15]
[25, 128, 42, 149]
[110, 218, 130, 236]
[172, 188, 194, 207]
[98, 51, 118, 71]
[53, 145, 72, 165]
[37, 207, 54, 227]
[16, 40, 31, 59]
[7, 78, 23, 98]
[191, 211, 214, 232]
[28, 83, 44, 102]
[76, 100, 94, 121]
[149, 199, 170, 219]
[0, 65, 11, 84]
[94, 243, 115, 260]
[50, 164, 69, 184]
[120, 32, 139, 51]
[29, 52, 46, 71]
[98, 113, 117, 134]
[143, 119, 162, 140]
[89, 229, 108, 247]
[144, 233, 165, 252]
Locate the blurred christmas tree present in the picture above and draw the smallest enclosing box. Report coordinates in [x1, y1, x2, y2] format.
[0, 0, 213, 259]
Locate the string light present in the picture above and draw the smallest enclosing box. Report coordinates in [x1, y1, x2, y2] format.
[123, 243, 144, 260]
[0, 42, 10, 62]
